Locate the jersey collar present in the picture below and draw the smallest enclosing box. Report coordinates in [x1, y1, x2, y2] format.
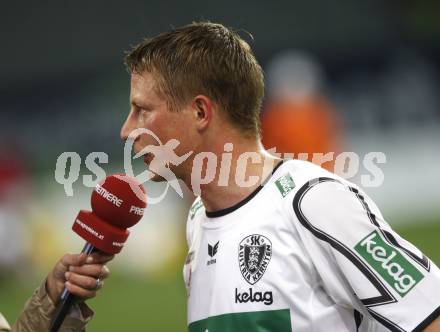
[205, 159, 285, 218]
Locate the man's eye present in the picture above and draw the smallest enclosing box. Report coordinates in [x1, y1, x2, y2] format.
[138, 107, 152, 113]
[139, 109, 150, 119]
[137, 108, 151, 122]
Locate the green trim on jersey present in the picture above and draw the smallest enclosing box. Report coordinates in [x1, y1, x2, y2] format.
[188, 309, 291, 332]
[355, 230, 424, 297]
[189, 199, 204, 220]
[275, 173, 295, 197]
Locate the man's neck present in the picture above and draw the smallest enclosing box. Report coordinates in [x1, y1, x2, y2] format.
[185, 138, 281, 213]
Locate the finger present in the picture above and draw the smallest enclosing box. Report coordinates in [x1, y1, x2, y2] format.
[87, 252, 115, 264]
[60, 253, 87, 268]
[52, 253, 85, 280]
[69, 264, 110, 279]
[65, 272, 104, 291]
[65, 281, 97, 300]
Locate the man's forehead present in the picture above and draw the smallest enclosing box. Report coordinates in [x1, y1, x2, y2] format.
[130, 72, 157, 101]
[131, 72, 155, 91]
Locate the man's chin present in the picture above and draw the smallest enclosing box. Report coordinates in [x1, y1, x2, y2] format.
[148, 171, 167, 182]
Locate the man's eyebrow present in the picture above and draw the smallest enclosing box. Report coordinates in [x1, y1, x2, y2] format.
[131, 99, 153, 109]
[130, 97, 142, 107]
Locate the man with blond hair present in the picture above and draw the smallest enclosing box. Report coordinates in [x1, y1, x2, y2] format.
[121, 22, 440, 331]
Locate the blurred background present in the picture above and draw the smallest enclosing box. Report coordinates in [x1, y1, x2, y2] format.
[0, 0, 439, 330]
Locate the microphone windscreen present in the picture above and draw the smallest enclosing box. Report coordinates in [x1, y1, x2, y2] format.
[91, 174, 147, 229]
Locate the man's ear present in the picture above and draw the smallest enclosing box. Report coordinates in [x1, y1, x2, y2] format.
[192, 95, 213, 131]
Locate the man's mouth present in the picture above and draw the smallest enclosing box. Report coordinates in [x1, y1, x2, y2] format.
[143, 153, 153, 165]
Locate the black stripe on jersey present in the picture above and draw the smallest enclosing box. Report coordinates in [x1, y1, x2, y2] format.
[293, 177, 406, 332]
[412, 306, 440, 332]
[367, 310, 406, 332]
[354, 310, 363, 331]
[293, 177, 396, 307]
[348, 187, 430, 272]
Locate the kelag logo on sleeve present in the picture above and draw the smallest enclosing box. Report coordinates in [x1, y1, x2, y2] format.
[355, 230, 424, 297]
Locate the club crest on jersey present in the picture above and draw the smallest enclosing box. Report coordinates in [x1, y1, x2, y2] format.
[238, 234, 272, 285]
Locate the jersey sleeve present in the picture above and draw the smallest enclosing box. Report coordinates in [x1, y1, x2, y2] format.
[291, 177, 440, 332]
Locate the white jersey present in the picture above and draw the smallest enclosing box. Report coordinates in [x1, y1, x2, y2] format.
[183, 159, 440, 332]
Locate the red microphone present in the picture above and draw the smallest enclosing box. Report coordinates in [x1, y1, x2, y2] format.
[50, 174, 147, 332]
[73, 173, 147, 254]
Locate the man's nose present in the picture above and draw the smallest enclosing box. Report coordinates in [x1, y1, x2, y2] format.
[120, 116, 132, 141]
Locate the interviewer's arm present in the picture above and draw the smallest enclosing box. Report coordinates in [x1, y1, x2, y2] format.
[11, 281, 92, 332]
[10, 252, 112, 332]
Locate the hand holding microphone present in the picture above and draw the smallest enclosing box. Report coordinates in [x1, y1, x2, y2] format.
[46, 251, 113, 306]
[50, 174, 147, 332]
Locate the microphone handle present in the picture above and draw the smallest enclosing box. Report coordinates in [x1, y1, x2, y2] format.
[49, 243, 96, 332]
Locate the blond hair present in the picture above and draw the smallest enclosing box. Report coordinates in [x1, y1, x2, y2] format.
[125, 22, 264, 137]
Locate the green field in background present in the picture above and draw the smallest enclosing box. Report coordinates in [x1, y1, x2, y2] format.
[0, 220, 439, 331]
